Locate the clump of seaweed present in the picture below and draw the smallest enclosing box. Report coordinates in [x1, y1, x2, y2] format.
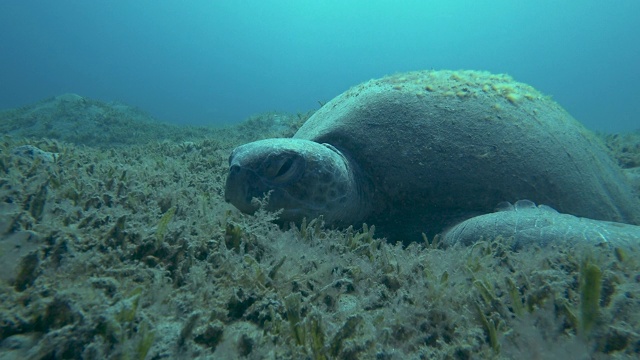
[599, 130, 640, 169]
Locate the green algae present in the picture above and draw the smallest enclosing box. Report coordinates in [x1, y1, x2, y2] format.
[155, 206, 176, 243]
[579, 258, 603, 336]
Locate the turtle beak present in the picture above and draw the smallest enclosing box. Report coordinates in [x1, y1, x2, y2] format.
[225, 163, 261, 214]
[224, 164, 241, 204]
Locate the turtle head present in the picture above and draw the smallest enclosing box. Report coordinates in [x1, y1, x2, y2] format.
[225, 138, 369, 225]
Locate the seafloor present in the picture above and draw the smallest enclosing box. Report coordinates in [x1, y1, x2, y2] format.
[0, 94, 639, 359]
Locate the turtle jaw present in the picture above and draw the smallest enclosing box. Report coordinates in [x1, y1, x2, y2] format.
[224, 162, 321, 222]
[224, 139, 309, 217]
[224, 164, 261, 214]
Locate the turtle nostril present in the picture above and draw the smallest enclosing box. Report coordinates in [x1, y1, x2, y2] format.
[229, 164, 241, 174]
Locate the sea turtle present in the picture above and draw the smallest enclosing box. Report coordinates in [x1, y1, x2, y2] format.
[225, 70, 640, 244]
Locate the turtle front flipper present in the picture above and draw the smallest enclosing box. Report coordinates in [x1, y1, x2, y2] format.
[443, 200, 640, 249]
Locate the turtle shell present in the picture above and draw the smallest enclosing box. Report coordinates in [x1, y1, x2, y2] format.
[294, 70, 640, 239]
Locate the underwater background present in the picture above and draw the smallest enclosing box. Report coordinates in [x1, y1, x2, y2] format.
[1, 0, 639, 132]
[2, 1, 640, 359]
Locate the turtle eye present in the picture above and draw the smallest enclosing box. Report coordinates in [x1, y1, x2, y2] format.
[275, 157, 294, 178]
[263, 153, 304, 184]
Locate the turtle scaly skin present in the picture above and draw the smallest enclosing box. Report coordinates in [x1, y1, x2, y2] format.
[443, 200, 640, 249]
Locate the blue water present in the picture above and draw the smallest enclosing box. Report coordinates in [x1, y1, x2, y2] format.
[1, 1, 638, 132]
